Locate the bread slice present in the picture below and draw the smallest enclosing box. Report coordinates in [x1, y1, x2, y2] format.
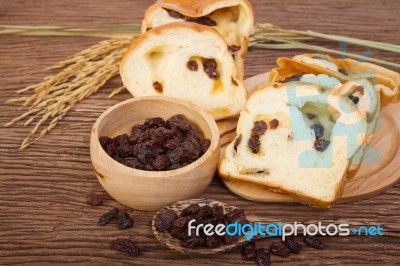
[141, 0, 254, 78]
[270, 53, 400, 106]
[219, 83, 367, 208]
[120, 23, 247, 120]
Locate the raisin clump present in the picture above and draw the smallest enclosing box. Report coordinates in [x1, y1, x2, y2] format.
[99, 115, 211, 171]
[269, 119, 279, 130]
[110, 239, 141, 256]
[314, 139, 330, 152]
[284, 75, 302, 82]
[233, 135, 242, 152]
[348, 94, 360, 105]
[187, 60, 198, 71]
[99, 208, 119, 225]
[163, 8, 183, 19]
[252, 120, 268, 137]
[248, 136, 261, 154]
[153, 81, 163, 93]
[116, 212, 134, 230]
[242, 242, 258, 261]
[303, 236, 325, 250]
[270, 242, 290, 257]
[283, 236, 302, 254]
[310, 124, 324, 139]
[157, 204, 248, 249]
[228, 45, 241, 52]
[86, 191, 103, 206]
[256, 248, 271, 266]
[203, 58, 220, 80]
[187, 16, 217, 26]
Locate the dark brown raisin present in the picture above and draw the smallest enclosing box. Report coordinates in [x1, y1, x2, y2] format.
[205, 235, 222, 248]
[314, 139, 330, 152]
[99, 136, 113, 149]
[155, 209, 178, 232]
[348, 94, 360, 105]
[284, 75, 302, 82]
[187, 60, 198, 71]
[166, 114, 192, 132]
[310, 124, 324, 139]
[228, 45, 241, 52]
[182, 236, 206, 248]
[269, 119, 279, 130]
[306, 113, 316, 119]
[338, 68, 348, 75]
[203, 58, 217, 70]
[99, 208, 119, 225]
[116, 211, 134, 230]
[270, 242, 290, 257]
[231, 77, 238, 86]
[181, 204, 200, 217]
[303, 236, 325, 250]
[224, 209, 245, 223]
[163, 8, 183, 19]
[153, 155, 170, 170]
[252, 120, 268, 137]
[145, 117, 166, 128]
[110, 239, 141, 256]
[206, 70, 220, 80]
[233, 135, 242, 152]
[198, 205, 213, 218]
[248, 136, 261, 154]
[211, 205, 224, 220]
[242, 242, 257, 261]
[256, 248, 271, 266]
[153, 81, 163, 93]
[201, 139, 211, 153]
[86, 191, 103, 206]
[283, 236, 302, 254]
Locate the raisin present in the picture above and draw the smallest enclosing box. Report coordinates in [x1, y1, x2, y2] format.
[166, 114, 192, 132]
[242, 242, 257, 261]
[110, 239, 141, 256]
[155, 209, 178, 232]
[270, 242, 290, 257]
[303, 236, 325, 250]
[248, 136, 261, 154]
[306, 113, 316, 120]
[310, 124, 324, 139]
[228, 45, 241, 52]
[122, 157, 143, 169]
[86, 191, 103, 206]
[256, 248, 271, 266]
[284, 75, 302, 82]
[169, 216, 192, 239]
[201, 139, 211, 154]
[145, 117, 166, 128]
[205, 235, 222, 248]
[203, 58, 217, 71]
[231, 77, 238, 86]
[187, 17, 217, 26]
[224, 234, 240, 245]
[153, 81, 163, 93]
[206, 70, 220, 80]
[99, 136, 113, 149]
[233, 135, 242, 152]
[211, 205, 224, 220]
[187, 60, 198, 71]
[198, 205, 213, 218]
[348, 94, 360, 105]
[224, 209, 245, 223]
[252, 120, 268, 137]
[338, 68, 348, 75]
[269, 119, 279, 130]
[163, 8, 183, 19]
[99, 208, 119, 225]
[283, 236, 302, 254]
[153, 155, 170, 171]
[116, 212, 134, 230]
[182, 236, 206, 248]
[181, 204, 200, 217]
[314, 139, 330, 152]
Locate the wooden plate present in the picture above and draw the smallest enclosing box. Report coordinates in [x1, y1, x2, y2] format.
[217, 73, 400, 204]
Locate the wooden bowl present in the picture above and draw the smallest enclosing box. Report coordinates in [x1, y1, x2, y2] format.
[90, 96, 220, 211]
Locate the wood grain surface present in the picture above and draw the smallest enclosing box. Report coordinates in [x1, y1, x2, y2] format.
[0, 0, 399, 265]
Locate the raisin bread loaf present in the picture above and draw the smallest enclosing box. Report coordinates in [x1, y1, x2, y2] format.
[120, 23, 247, 120]
[270, 53, 399, 106]
[141, 0, 254, 78]
[219, 83, 367, 208]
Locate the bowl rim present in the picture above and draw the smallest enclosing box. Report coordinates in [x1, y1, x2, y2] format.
[91, 96, 220, 178]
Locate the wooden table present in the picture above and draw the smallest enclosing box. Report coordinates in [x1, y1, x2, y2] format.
[1, 0, 399, 264]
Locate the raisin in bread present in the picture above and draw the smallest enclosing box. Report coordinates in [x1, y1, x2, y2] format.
[219, 83, 367, 208]
[270, 53, 400, 106]
[141, 0, 254, 78]
[120, 23, 247, 120]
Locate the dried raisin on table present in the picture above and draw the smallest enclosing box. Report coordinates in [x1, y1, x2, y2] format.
[242, 241, 257, 261]
[303, 236, 325, 250]
[283, 236, 302, 254]
[110, 239, 141, 256]
[86, 191, 103, 206]
[155, 209, 179, 232]
[182, 236, 206, 248]
[116, 211, 134, 230]
[270, 242, 290, 257]
[256, 248, 271, 266]
[99, 208, 119, 225]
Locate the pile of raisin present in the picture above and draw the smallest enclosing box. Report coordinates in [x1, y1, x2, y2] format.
[155, 204, 249, 249]
[248, 119, 279, 154]
[99, 115, 211, 171]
